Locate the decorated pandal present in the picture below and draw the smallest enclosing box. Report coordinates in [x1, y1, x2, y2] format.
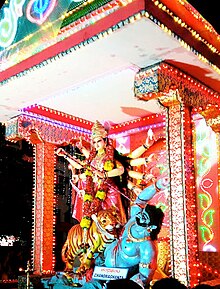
[1, 0, 220, 286]
[4, 82, 220, 288]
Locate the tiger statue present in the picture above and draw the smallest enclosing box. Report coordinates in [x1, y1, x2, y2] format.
[61, 208, 121, 274]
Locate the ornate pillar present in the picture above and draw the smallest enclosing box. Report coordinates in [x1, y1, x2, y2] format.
[33, 142, 56, 274]
[5, 108, 92, 274]
[134, 62, 220, 286]
[158, 90, 198, 286]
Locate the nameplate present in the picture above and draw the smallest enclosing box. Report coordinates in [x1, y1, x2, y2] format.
[92, 266, 128, 280]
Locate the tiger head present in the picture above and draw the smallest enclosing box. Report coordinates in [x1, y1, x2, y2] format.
[91, 208, 121, 238]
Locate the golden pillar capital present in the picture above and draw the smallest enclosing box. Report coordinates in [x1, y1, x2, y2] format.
[158, 89, 181, 107]
[197, 105, 220, 133]
[207, 116, 220, 133]
[134, 62, 220, 110]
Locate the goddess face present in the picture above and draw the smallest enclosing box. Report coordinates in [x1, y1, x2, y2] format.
[92, 136, 106, 152]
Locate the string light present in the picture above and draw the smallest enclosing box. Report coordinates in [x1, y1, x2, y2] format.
[1, 0, 219, 82]
[151, 0, 220, 56]
[134, 63, 220, 105]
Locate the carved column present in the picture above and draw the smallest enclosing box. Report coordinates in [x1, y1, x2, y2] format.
[158, 90, 199, 286]
[33, 142, 56, 274]
[5, 109, 91, 274]
[133, 62, 220, 286]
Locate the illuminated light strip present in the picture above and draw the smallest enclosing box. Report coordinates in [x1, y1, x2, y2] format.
[163, 97, 200, 286]
[199, 192, 214, 248]
[134, 63, 220, 104]
[0, 0, 26, 48]
[166, 104, 189, 285]
[145, 16, 220, 75]
[5, 111, 91, 145]
[32, 145, 44, 274]
[191, 120, 201, 287]
[21, 106, 93, 131]
[159, 63, 220, 102]
[6, 109, 165, 147]
[201, 206, 215, 248]
[110, 113, 165, 134]
[26, 0, 57, 25]
[25, 111, 165, 139]
[61, 0, 220, 58]
[59, 0, 127, 34]
[0, 9, 144, 81]
[110, 122, 165, 139]
[21, 113, 91, 134]
[52, 151, 57, 272]
[2, 0, 219, 65]
[0, 0, 72, 53]
[194, 117, 220, 253]
[61, 5, 220, 77]
[198, 193, 212, 211]
[19, 113, 92, 145]
[22, 103, 165, 137]
[200, 225, 214, 246]
[217, 136, 220, 255]
[42, 143, 56, 271]
[152, 0, 220, 56]
[196, 129, 212, 251]
[0, 0, 135, 72]
[32, 142, 57, 273]
[31, 145, 36, 270]
[1, 0, 220, 84]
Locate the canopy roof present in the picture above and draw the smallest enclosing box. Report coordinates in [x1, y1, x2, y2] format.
[0, 0, 219, 125]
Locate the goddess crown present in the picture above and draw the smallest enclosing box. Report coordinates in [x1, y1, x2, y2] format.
[91, 120, 108, 139]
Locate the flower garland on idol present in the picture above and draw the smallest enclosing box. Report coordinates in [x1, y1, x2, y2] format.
[80, 121, 115, 230]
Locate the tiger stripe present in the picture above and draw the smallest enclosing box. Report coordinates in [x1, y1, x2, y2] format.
[61, 209, 120, 272]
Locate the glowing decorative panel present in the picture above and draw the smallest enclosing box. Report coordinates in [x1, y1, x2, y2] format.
[194, 117, 220, 252]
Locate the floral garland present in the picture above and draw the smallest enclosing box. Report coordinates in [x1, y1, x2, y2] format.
[80, 143, 115, 229]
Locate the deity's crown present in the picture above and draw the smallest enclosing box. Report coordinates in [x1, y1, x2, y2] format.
[91, 120, 108, 139]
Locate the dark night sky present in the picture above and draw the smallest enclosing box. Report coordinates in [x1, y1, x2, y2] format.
[187, 0, 220, 34]
[0, 124, 33, 237]
[0, 0, 219, 34]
